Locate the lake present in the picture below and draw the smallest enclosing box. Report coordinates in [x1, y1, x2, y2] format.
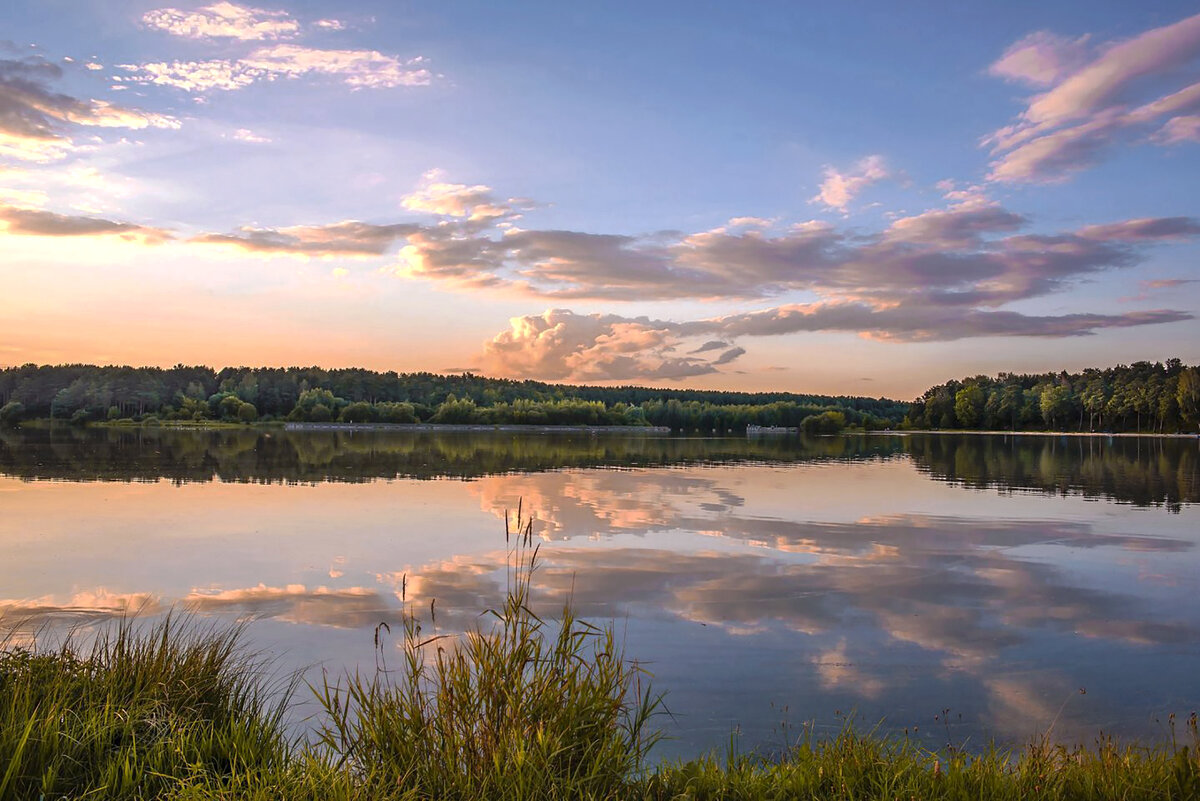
[1, 426, 1197, 760]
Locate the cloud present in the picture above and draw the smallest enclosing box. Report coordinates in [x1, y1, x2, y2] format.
[394, 507, 1194, 651]
[314, 19, 347, 31]
[143, 2, 299, 41]
[193, 220, 418, 256]
[176, 170, 1195, 380]
[1122, 276, 1200, 302]
[120, 60, 257, 92]
[481, 309, 726, 382]
[728, 216, 773, 228]
[483, 302, 1189, 381]
[0, 186, 47, 207]
[384, 194, 1195, 312]
[1153, 114, 1200, 144]
[1142, 278, 1197, 290]
[1078, 217, 1200, 241]
[811, 155, 890, 211]
[240, 45, 432, 88]
[986, 12, 1200, 182]
[478, 300, 1191, 382]
[184, 584, 396, 628]
[121, 46, 433, 92]
[689, 340, 729, 354]
[988, 31, 1092, 87]
[231, 127, 270, 143]
[401, 169, 523, 221]
[0, 589, 161, 624]
[0, 204, 173, 243]
[0, 56, 178, 162]
[0, 585, 398, 630]
[701, 303, 1191, 343]
[712, 346, 746, 366]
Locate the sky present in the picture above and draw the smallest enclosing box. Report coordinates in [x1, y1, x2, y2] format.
[2, 1, 1199, 399]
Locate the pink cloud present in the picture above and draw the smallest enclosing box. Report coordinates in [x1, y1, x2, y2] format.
[1153, 114, 1200, 144]
[986, 13, 1200, 182]
[810, 155, 890, 212]
[989, 31, 1092, 87]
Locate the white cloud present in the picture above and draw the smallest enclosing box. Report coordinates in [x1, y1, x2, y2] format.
[401, 169, 519, 220]
[728, 216, 773, 228]
[482, 309, 733, 382]
[122, 45, 433, 92]
[118, 59, 258, 92]
[241, 44, 432, 88]
[142, 1, 299, 41]
[810, 155, 890, 212]
[231, 127, 270, 143]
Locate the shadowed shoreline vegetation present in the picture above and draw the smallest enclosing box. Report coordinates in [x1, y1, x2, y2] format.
[5, 360, 1199, 436]
[906, 359, 1200, 434]
[3, 426, 1196, 509]
[0, 364, 905, 433]
[4, 516, 1199, 800]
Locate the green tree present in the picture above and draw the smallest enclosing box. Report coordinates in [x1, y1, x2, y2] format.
[800, 410, 846, 435]
[954, 385, 985, 428]
[339, 401, 377, 423]
[0, 401, 25, 427]
[1080, 379, 1108, 431]
[431, 394, 479, 424]
[1039, 385, 1072, 429]
[1178, 367, 1200, 432]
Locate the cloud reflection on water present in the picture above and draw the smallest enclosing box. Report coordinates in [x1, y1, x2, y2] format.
[2, 448, 1196, 751]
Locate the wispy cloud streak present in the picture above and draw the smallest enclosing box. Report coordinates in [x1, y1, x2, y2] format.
[985, 12, 1200, 182]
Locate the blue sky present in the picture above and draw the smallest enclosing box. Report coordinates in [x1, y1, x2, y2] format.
[2, 1, 1198, 396]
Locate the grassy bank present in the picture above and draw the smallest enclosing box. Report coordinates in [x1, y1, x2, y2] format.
[4, 517, 1198, 799]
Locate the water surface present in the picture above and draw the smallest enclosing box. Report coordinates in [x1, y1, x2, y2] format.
[2, 427, 1197, 759]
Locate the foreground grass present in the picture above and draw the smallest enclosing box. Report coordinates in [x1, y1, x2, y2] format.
[4, 515, 1198, 799]
[0, 618, 306, 800]
[640, 729, 1200, 800]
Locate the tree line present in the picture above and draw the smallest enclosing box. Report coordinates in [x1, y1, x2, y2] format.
[904, 358, 1200, 433]
[0, 364, 907, 432]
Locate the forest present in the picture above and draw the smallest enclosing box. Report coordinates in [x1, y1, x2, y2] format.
[904, 358, 1200, 433]
[0, 364, 907, 432]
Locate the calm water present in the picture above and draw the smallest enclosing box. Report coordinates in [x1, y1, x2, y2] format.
[2, 427, 1198, 759]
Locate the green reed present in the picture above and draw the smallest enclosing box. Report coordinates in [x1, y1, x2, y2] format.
[314, 504, 663, 800]
[0, 616, 298, 800]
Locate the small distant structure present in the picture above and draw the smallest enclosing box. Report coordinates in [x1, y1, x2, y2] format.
[746, 424, 798, 436]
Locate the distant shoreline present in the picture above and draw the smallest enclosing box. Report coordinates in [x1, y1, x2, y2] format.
[283, 422, 672, 434]
[883, 429, 1200, 440]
